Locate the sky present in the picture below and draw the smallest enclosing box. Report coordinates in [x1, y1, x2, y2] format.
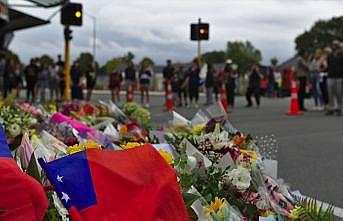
[8, 0, 343, 66]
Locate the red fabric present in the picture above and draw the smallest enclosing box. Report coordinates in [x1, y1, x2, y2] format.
[71, 144, 189, 221]
[0, 158, 48, 221]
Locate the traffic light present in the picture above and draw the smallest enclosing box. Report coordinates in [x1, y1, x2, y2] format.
[64, 27, 73, 40]
[190, 23, 209, 41]
[61, 2, 83, 26]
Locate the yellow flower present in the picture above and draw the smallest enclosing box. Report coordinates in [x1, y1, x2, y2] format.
[121, 142, 141, 150]
[260, 210, 276, 217]
[192, 123, 206, 135]
[204, 197, 225, 217]
[240, 150, 258, 161]
[48, 104, 57, 112]
[158, 149, 174, 165]
[67, 144, 84, 154]
[290, 205, 304, 219]
[29, 129, 37, 138]
[84, 140, 101, 150]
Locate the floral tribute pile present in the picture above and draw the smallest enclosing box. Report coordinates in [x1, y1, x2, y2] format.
[0, 100, 334, 221]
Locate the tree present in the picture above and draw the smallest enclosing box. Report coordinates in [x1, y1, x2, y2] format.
[4, 50, 20, 64]
[123, 51, 135, 63]
[78, 52, 94, 73]
[201, 50, 226, 64]
[226, 41, 262, 74]
[40, 54, 54, 66]
[104, 57, 124, 74]
[139, 57, 154, 67]
[270, 57, 278, 67]
[295, 16, 343, 54]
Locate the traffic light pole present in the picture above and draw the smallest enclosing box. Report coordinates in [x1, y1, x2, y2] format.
[64, 25, 71, 101]
[197, 18, 202, 67]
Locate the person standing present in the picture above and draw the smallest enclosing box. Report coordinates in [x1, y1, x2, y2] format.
[177, 65, 188, 107]
[205, 64, 215, 105]
[14, 63, 22, 98]
[309, 49, 323, 111]
[163, 59, 174, 101]
[86, 62, 97, 101]
[56, 55, 65, 100]
[124, 60, 136, 100]
[38, 63, 50, 103]
[71, 60, 84, 101]
[319, 47, 330, 111]
[4, 59, 16, 98]
[24, 59, 38, 103]
[49, 63, 59, 101]
[0, 55, 6, 98]
[267, 68, 276, 97]
[326, 41, 343, 116]
[186, 59, 200, 108]
[246, 64, 263, 107]
[139, 63, 152, 108]
[295, 50, 309, 111]
[222, 59, 238, 107]
[109, 69, 122, 104]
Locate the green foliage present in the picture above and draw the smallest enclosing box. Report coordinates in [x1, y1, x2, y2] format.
[40, 54, 54, 66]
[44, 191, 67, 221]
[123, 51, 135, 62]
[104, 57, 125, 74]
[4, 49, 20, 64]
[77, 52, 94, 73]
[26, 153, 41, 183]
[139, 57, 154, 67]
[292, 195, 335, 221]
[270, 57, 278, 67]
[295, 16, 343, 54]
[226, 41, 262, 74]
[201, 50, 226, 64]
[182, 192, 201, 208]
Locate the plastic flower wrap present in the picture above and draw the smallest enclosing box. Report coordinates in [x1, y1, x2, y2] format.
[99, 100, 128, 123]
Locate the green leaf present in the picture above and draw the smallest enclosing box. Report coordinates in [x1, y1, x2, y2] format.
[26, 153, 41, 184]
[182, 192, 201, 208]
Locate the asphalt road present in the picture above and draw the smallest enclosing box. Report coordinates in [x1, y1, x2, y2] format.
[92, 92, 343, 217]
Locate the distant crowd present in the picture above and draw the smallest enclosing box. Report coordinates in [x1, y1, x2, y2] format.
[295, 40, 343, 115]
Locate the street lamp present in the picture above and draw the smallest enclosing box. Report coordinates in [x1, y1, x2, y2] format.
[85, 12, 96, 62]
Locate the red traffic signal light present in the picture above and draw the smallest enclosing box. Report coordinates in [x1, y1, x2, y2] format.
[61, 3, 83, 26]
[190, 23, 209, 41]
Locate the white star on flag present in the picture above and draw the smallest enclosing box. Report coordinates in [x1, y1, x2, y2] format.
[61, 192, 70, 203]
[57, 175, 63, 182]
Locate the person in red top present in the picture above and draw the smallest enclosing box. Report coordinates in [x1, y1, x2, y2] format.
[109, 68, 122, 104]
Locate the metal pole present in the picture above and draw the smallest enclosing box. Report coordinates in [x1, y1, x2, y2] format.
[197, 18, 202, 67]
[64, 26, 71, 101]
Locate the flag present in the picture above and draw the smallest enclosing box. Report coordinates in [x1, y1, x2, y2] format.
[39, 144, 189, 221]
[0, 124, 48, 221]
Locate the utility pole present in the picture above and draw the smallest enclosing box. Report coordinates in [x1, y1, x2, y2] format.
[64, 25, 71, 101]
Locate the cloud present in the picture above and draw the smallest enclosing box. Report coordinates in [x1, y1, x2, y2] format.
[8, 0, 343, 66]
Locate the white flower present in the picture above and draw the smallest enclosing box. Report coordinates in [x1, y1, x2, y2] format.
[227, 166, 251, 190]
[28, 118, 37, 126]
[186, 156, 197, 172]
[9, 124, 21, 137]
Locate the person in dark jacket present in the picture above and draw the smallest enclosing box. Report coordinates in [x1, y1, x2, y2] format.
[295, 49, 309, 111]
[205, 64, 215, 105]
[124, 60, 136, 97]
[186, 59, 200, 108]
[246, 64, 263, 107]
[177, 65, 188, 107]
[163, 59, 175, 101]
[4, 59, 17, 98]
[86, 62, 97, 101]
[326, 41, 343, 116]
[71, 60, 84, 101]
[24, 59, 38, 103]
[222, 59, 238, 107]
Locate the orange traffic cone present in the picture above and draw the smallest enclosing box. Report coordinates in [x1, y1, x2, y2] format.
[286, 79, 303, 116]
[220, 84, 230, 113]
[165, 80, 174, 111]
[127, 84, 133, 103]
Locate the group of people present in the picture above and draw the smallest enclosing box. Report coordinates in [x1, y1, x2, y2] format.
[295, 40, 343, 115]
[0, 54, 98, 103]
